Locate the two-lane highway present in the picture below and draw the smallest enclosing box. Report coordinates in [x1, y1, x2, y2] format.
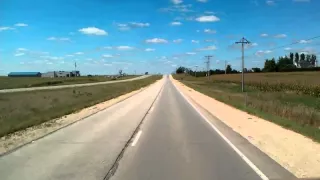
[0, 75, 295, 180]
[109, 76, 266, 180]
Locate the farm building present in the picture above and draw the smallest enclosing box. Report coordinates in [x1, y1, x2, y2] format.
[8, 72, 41, 77]
[41, 71, 80, 78]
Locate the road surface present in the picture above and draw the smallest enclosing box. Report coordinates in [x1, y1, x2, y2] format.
[0, 75, 150, 93]
[0, 75, 295, 180]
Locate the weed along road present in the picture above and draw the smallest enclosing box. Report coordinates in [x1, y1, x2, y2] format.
[0, 75, 295, 180]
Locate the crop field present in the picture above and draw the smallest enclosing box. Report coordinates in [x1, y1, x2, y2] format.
[174, 72, 320, 142]
[178, 72, 320, 97]
[0, 75, 139, 90]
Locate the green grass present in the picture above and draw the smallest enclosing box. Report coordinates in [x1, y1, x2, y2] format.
[0, 75, 161, 137]
[0, 75, 139, 90]
[173, 74, 320, 142]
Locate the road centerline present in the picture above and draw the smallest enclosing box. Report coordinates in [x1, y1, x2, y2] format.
[131, 130, 143, 147]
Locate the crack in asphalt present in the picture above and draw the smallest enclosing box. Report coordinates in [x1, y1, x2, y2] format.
[103, 80, 165, 180]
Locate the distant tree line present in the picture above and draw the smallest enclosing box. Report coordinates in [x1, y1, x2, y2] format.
[175, 65, 239, 77]
[263, 52, 317, 72]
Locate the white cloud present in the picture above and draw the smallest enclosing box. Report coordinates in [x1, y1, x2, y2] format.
[274, 34, 287, 38]
[172, 64, 177, 67]
[14, 23, 28, 27]
[204, 29, 216, 34]
[293, 0, 310, 2]
[198, 45, 217, 51]
[41, 56, 64, 60]
[130, 22, 150, 28]
[171, 0, 183, 4]
[251, 42, 258, 46]
[255, 50, 272, 56]
[79, 27, 107, 36]
[116, 46, 134, 50]
[66, 55, 74, 57]
[47, 37, 70, 41]
[102, 54, 114, 58]
[14, 53, 25, 57]
[284, 47, 292, 51]
[116, 23, 130, 31]
[299, 39, 312, 44]
[159, 4, 193, 13]
[103, 46, 113, 50]
[47, 37, 57, 41]
[266, 0, 275, 5]
[191, 40, 199, 43]
[186, 52, 196, 55]
[261, 33, 268, 37]
[145, 48, 155, 52]
[104, 63, 113, 66]
[173, 39, 183, 43]
[74, 52, 84, 55]
[17, 48, 28, 52]
[197, 0, 208, 2]
[171, 21, 182, 26]
[145, 38, 168, 44]
[0, 26, 14, 31]
[195, 15, 220, 22]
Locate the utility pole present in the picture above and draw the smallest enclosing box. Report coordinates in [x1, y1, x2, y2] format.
[195, 65, 198, 77]
[235, 37, 250, 92]
[225, 60, 227, 74]
[204, 55, 212, 80]
[74, 61, 77, 78]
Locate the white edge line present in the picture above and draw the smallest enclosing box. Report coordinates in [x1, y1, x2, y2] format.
[170, 77, 269, 180]
[131, 130, 143, 146]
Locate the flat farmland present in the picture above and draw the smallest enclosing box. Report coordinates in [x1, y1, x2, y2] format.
[178, 72, 320, 97]
[0, 75, 139, 90]
[208, 71, 320, 85]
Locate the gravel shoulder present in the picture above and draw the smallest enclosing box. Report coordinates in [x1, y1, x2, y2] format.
[171, 75, 320, 178]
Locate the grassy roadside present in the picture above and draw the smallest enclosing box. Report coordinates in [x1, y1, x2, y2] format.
[0, 75, 139, 90]
[173, 74, 320, 142]
[0, 75, 161, 137]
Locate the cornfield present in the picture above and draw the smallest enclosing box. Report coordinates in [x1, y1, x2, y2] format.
[210, 72, 320, 97]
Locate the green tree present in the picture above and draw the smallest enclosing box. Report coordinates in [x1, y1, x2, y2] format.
[289, 53, 294, 63]
[277, 55, 295, 70]
[252, 67, 261, 72]
[300, 53, 306, 62]
[311, 55, 317, 66]
[263, 58, 277, 72]
[226, 65, 232, 74]
[306, 54, 311, 62]
[176, 66, 186, 74]
[295, 52, 300, 65]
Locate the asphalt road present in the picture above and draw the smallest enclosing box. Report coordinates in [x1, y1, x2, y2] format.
[0, 75, 295, 180]
[0, 75, 150, 93]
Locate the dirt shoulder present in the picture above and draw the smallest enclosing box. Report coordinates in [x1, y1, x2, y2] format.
[0, 78, 163, 155]
[171, 75, 320, 178]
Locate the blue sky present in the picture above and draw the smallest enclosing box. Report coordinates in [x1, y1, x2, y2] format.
[0, 0, 319, 75]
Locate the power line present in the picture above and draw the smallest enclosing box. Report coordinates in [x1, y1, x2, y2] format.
[268, 35, 320, 51]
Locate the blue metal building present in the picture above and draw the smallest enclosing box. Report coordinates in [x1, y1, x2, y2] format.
[8, 72, 42, 77]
